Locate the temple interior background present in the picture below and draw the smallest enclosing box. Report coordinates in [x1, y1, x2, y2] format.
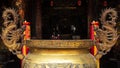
[0, 0, 120, 68]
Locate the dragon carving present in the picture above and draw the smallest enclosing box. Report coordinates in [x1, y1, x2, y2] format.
[94, 8, 118, 59]
[1, 8, 25, 56]
[1, 0, 25, 59]
[1, 7, 118, 60]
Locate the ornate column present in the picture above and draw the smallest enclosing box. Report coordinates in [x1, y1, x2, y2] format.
[35, 0, 42, 39]
[87, 0, 94, 38]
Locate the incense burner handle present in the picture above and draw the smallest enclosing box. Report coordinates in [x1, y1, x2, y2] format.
[1, 8, 25, 59]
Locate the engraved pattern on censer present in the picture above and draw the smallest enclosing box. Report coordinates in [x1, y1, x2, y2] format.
[23, 63, 96, 68]
[25, 40, 93, 48]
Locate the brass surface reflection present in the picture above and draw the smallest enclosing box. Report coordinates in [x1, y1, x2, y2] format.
[22, 40, 97, 68]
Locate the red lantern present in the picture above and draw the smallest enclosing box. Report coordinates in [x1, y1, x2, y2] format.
[77, 0, 81, 6]
[103, 0, 107, 7]
[50, 0, 54, 7]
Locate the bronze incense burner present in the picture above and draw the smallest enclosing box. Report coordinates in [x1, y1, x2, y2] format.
[1, 6, 118, 68]
[22, 40, 96, 68]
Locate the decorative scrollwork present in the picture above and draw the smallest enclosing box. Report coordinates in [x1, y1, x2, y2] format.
[1, 8, 25, 56]
[95, 8, 118, 59]
[2, 8, 18, 27]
